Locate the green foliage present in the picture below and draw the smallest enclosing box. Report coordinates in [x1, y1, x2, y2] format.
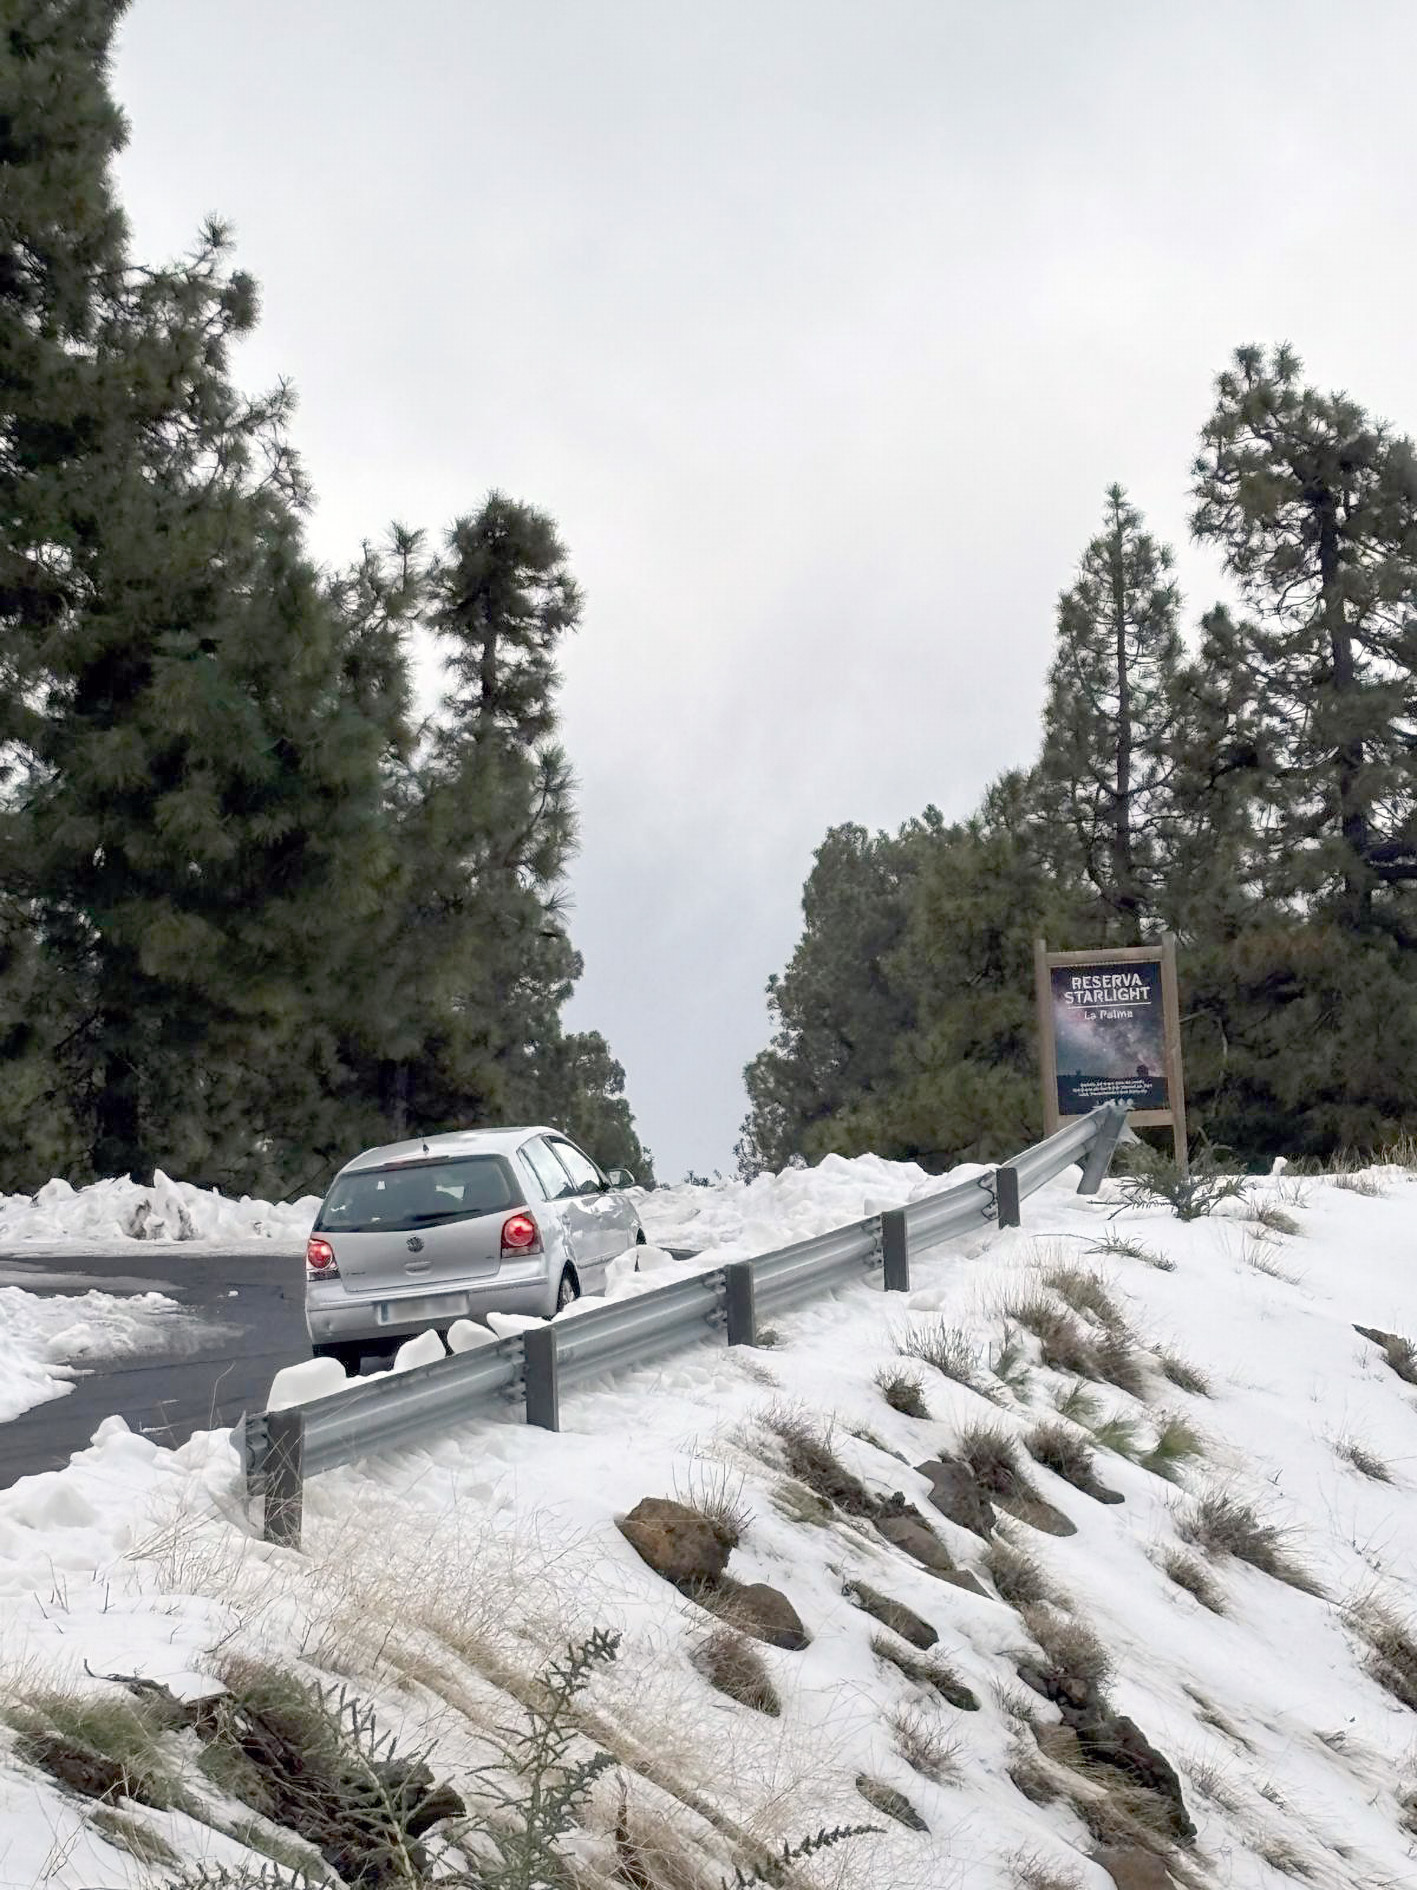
[1113, 1144, 1246, 1220]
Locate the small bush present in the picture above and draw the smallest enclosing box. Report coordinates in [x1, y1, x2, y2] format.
[875, 1366, 930, 1420]
[1157, 1349, 1212, 1397]
[1335, 1436, 1394, 1483]
[897, 1320, 991, 1395]
[986, 1535, 1062, 1610]
[761, 1404, 875, 1517]
[1088, 1232, 1175, 1272]
[1141, 1415, 1205, 1483]
[1092, 1326, 1148, 1399]
[1345, 1597, 1417, 1712]
[693, 1626, 780, 1716]
[1177, 1490, 1323, 1595]
[1161, 1549, 1227, 1612]
[1025, 1421, 1097, 1492]
[888, 1704, 961, 1784]
[1053, 1381, 1105, 1427]
[5, 1689, 189, 1812]
[869, 1634, 979, 1711]
[1115, 1143, 1247, 1220]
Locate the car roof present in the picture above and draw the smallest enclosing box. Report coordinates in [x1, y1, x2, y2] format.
[336, 1126, 565, 1176]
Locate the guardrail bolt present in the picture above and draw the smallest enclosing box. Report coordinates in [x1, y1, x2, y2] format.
[881, 1209, 910, 1292]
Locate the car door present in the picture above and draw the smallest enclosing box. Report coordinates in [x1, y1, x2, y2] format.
[544, 1136, 636, 1287]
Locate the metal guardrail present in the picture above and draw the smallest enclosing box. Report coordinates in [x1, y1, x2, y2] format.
[244, 1103, 1129, 1544]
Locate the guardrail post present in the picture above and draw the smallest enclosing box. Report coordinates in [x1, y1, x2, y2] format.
[881, 1208, 910, 1292]
[524, 1325, 561, 1430]
[724, 1262, 758, 1344]
[1077, 1104, 1128, 1196]
[262, 1408, 305, 1549]
[995, 1165, 1021, 1228]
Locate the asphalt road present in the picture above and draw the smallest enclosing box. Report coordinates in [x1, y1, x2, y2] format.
[0, 1246, 311, 1490]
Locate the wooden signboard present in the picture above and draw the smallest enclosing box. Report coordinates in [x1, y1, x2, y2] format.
[1034, 935, 1187, 1166]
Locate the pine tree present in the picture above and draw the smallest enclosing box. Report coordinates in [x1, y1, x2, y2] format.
[1037, 486, 1185, 939]
[1192, 344, 1417, 927]
[0, 4, 395, 1184]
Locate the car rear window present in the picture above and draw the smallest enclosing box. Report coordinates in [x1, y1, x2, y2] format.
[316, 1155, 522, 1233]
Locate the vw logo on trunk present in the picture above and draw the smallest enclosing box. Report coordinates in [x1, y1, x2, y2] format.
[406, 1236, 424, 1253]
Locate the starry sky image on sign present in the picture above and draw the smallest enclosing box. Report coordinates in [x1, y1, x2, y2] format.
[1050, 961, 1168, 1112]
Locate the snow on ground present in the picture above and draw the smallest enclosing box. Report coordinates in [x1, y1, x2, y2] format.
[2, 1157, 1417, 1887]
[0, 1172, 319, 1246]
[0, 1286, 196, 1424]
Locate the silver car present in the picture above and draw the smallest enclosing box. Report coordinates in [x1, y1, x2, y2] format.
[304, 1126, 645, 1368]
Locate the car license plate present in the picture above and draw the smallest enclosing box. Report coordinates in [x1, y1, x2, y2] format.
[376, 1293, 469, 1326]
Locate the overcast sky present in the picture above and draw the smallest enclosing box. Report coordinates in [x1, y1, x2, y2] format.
[111, 1, 1417, 1179]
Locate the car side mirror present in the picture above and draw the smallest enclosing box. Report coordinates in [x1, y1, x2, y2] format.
[605, 1167, 634, 1188]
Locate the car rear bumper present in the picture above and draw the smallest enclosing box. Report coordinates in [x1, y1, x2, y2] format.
[305, 1259, 557, 1344]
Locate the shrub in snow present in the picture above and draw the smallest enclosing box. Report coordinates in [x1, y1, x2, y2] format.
[691, 1625, 780, 1717]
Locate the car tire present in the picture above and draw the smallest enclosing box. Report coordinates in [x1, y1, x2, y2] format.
[312, 1340, 366, 1372]
[556, 1267, 579, 1313]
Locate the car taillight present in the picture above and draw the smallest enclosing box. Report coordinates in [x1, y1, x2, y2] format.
[306, 1236, 339, 1276]
[501, 1211, 541, 1256]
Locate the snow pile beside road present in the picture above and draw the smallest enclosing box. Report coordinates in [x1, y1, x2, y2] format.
[633, 1148, 990, 1259]
[4, 1159, 1417, 1887]
[0, 1170, 319, 1246]
[0, 1285, 191, 1422]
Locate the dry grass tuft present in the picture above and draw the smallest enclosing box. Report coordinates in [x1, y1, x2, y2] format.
[1161, 1548, 1227, 1613]
[1041, 1266, 1128, 1332]
[1177, 1490, 1323, 1595]
[887, 1703, 962, 1784]
[691, 1627, 780, 1717]
[958, 1423, 1038, 1503]
[985, 1534, 1063, 1610]
[1344, 1595, 1417, 1712]
[1250, 1201, 1301, 1237]
[1007, 1295, 1098, 1378]
[1008, 1847, 1085, 1890]
[874, 1365, 930, 1420]
[1021, 1603, 1114, 1697]
[1157, 1349, 1212, 1397]
[672, 1461, 753, 1552]
[869, 1634, 979, 1711]
[1088, 1232, 1176, 1272]
[1335, 1435, 1395, 1483]
[1025, 1420, 1098, 1492]
[897, 1319, 993, 1397]
[1334, 1170, 1387, 1198]
[1241, 1235, 1303, 1284]
[760, 1404, 875, 1518]
[1141, 1415, 1206, 1483]
[1006, 1740, 1061, 1806]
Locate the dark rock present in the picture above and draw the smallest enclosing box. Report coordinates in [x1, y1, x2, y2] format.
[1066, 1705, 1195, 1844]
[875, 1510, 959, 1574]
[707, 1578, 811, 1651]
[16, 1729, 133, 1803]
[617, 1498, 730, 1588]
[1093, 1845, 1176, 1889]
[996, 1491, 1079, 1537]
[916, 1458, 996, 1538]
[937, 1568, 989, 1598]
[855, 1773, 929, 1832]
[844, 1581, 937, 1649]
[1354, 1324, 1417, 1385]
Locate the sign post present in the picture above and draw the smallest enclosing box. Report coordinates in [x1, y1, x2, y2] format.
[1035, 935, 1187, 1170]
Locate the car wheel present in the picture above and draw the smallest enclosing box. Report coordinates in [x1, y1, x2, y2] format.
[556, 1267, 579, 1313]
[312, 1340, 366, 1372]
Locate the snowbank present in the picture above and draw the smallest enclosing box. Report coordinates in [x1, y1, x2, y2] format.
[0, 1170, 319, 1246]
[0, 1284, 192, 1422]
[3, 1159, 1417, 1887]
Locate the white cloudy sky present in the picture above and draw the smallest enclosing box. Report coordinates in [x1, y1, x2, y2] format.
[112, 1, 1417, 1178]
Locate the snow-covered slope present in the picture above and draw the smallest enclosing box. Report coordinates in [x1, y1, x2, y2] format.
[2, 1156, 1417, 1888]
[0, 1285, 199, 1423]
